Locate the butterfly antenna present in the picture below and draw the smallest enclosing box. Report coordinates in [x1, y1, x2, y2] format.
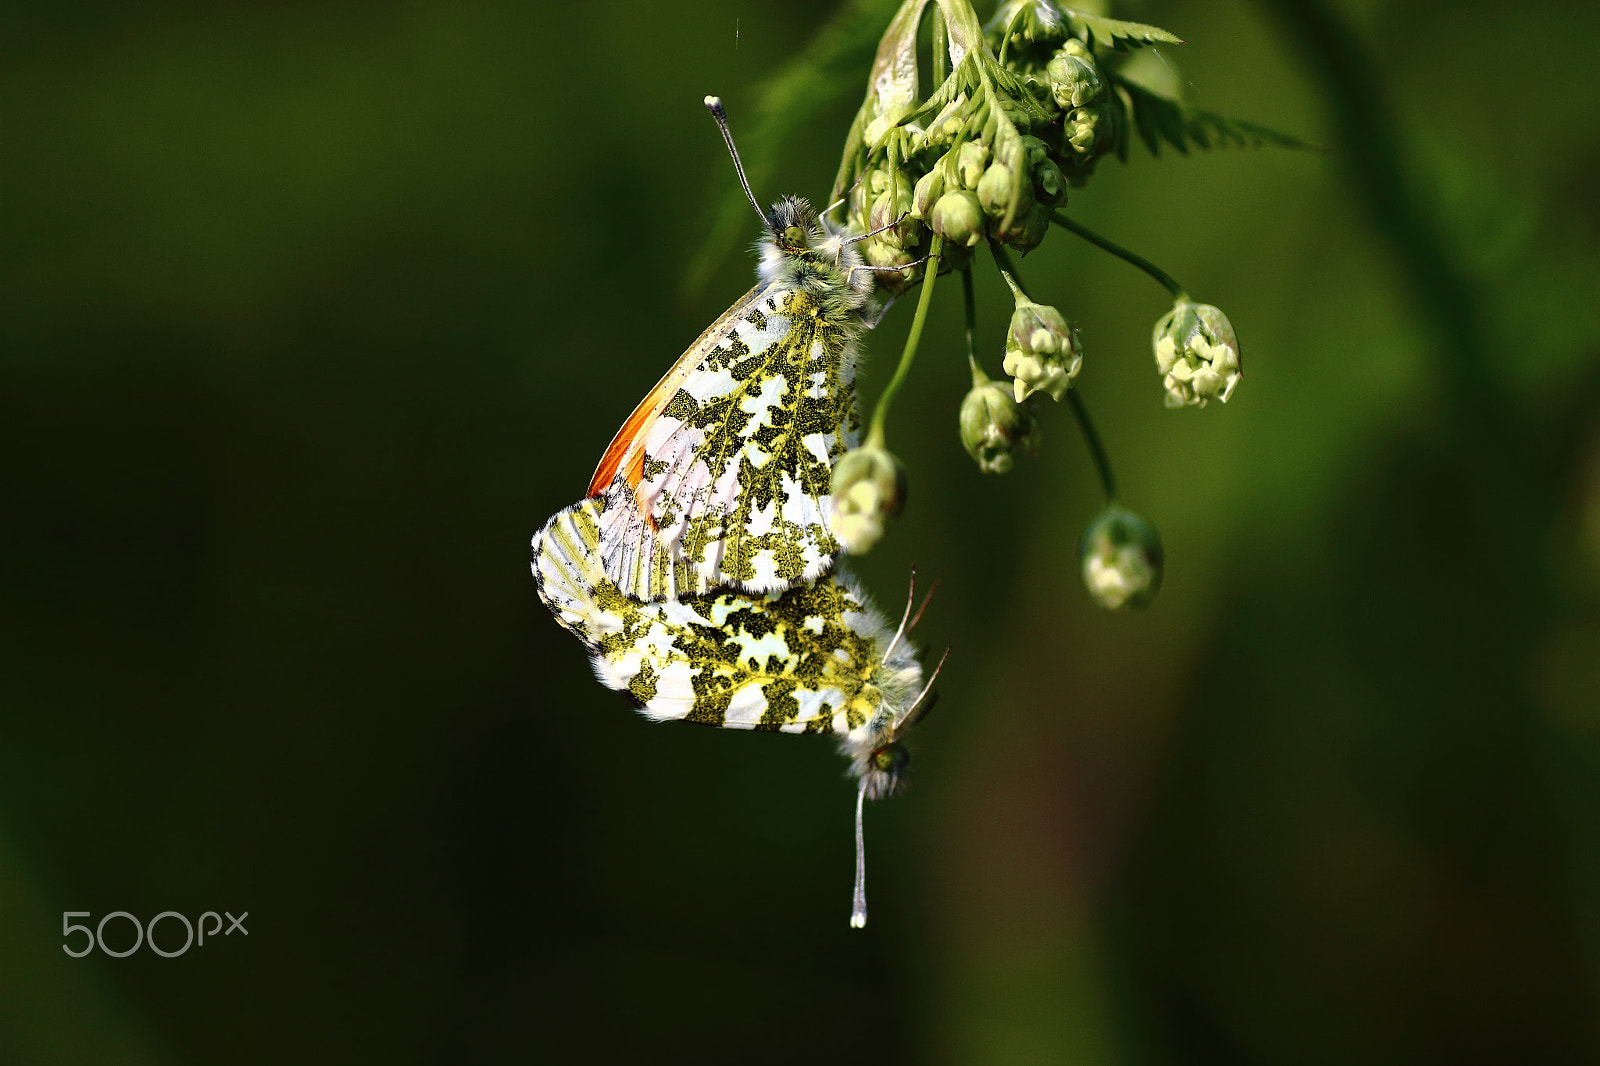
[900, 646, 950, 730]
[907, 578, 943, 633]
[851, 779, 869, 929]
[704, 96, 769, 229]
[881, 566, 918, 666]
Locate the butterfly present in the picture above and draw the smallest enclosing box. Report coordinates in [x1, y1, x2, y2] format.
[531, 496, 940, 927]
[586, 98, 878, 603]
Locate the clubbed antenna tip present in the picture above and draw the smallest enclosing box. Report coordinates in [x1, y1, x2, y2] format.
[704, 94, 768, 229]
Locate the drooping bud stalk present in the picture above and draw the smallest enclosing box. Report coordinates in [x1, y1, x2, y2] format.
[986, 0, 1072, 59]
[959, 358, 1041, 474]
[1001, 270, 1082, 401]
[1079, 504, 1163, 610]
[1152, 298, 1242, 407]
[829, 442, 909, 555]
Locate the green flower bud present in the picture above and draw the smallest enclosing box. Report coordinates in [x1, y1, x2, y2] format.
[1078, 505, 1163, 610]
[869, 172, 918, 247]
[828, 444, 908, 555]
[976, 161, 1035, 219]
[1032, 156, 1067, 206]
[918, 92, 970, 149]
[1000, 271, 1081, 401]
[996, 97, 1036, 134]
[955, 141, 991, 190]
[1019, 135, 1050, 168]
[1046, 41, 1104, 109]
[929, 190, 987, 247]
[861, 236, 919, 291]
[960, 362, 1041, 474]
[911, 166, 946, 219]
[986, 0, 1071, 53]
[1064, 101, 1116, 160]
[1152, 298, 1242, 408]
[997, 202, 1051, 254]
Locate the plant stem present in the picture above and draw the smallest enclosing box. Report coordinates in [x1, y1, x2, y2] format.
[867, 235, 946, 447]
[963, 265, 991, 387]
[1066, 389, 1117, 502]
[961, 264, 977, 366]
[1049, 211, 1186, 299]
[988, 243, 1027, 297]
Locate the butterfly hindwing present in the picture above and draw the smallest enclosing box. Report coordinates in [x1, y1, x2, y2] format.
[532, 498, 921, 752]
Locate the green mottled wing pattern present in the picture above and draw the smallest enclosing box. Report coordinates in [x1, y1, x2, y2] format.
[532, 499, 921, 752]
[593, 284, 862, 602]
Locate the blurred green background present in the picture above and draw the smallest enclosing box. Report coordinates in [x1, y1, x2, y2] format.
[4, 0, 1599, 1062]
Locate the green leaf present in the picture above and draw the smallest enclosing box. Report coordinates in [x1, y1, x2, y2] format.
[1116, 76, 1317, 155]
[1060, 9, 1182, 52]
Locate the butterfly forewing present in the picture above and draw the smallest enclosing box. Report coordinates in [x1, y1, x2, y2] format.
[590, 281, 861, 602]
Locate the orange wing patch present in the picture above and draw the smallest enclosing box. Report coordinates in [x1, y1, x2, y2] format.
[579, 279, 860, 601]
[588, 380, 673, 496]
[587, 284, 766, 498]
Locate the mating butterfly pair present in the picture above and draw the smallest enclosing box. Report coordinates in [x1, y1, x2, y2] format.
[529, 101, 938, 927]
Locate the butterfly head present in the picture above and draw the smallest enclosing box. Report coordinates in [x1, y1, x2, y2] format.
[840, 611, 932, 801]
[758, 195, 874, 316]
[859, 741, 911, 801]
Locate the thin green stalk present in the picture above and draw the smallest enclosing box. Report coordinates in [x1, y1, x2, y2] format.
[1049, 211, 1186, 299]
[1066, 389, 1117, 502]
[867, 235, 946, 446]
[961, 264, 977, 366]
[988, 243, 1027, 297]
[932, 7, 949, 86]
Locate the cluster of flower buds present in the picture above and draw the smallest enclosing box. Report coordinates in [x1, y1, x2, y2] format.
[1152, 298, 1242, 407]
[832, 0, 1135, 288]
[815, 0, 1257, 614]
[1001, 271, 1081, 402]
[987, 3, 1123, 182]
[1078, 504, 1164, 610]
